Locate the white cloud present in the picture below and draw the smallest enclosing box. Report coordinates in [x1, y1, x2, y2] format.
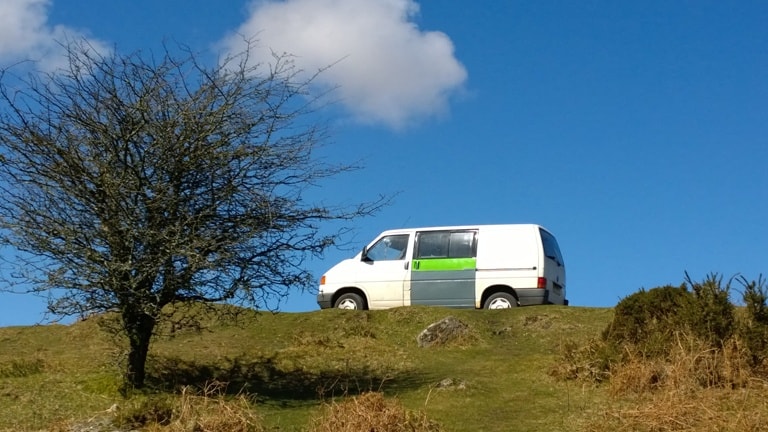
[0, 0, 109, 72]
[219, 0, 468, 129]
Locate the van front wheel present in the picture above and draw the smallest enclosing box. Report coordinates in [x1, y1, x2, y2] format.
[334, 293, 366, 310]
[484, 292, 517, 309]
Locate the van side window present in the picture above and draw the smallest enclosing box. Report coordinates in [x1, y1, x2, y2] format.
[416, 230, 476, 259]
[417, 232, 449, 258]
[366, 234, 410, 261]
[449, 231, 475, 258]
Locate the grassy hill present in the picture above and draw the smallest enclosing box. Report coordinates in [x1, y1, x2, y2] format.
[1, 305, 765, 431]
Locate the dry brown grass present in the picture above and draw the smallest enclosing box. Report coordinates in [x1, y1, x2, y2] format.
[608, 334, 753, 396]
[549, 338, 616, 384]
[584, 385, 768, 432]
[122, 382, 264, 432]
[308, 392, 442, 432]
[582, 334, 768, 432]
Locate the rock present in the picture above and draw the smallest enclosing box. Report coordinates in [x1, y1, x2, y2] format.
[416, 316, 470, 348]
[435, 377, 468, 390]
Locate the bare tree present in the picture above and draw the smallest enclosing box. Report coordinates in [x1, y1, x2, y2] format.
[0, 41, 383, 390]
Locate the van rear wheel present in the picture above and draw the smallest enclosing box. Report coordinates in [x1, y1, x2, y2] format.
[484, 292, 517, 309]
[334, 293, 366, 310]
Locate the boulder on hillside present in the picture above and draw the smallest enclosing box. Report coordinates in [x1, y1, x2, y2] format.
[416, 316, 470, 348]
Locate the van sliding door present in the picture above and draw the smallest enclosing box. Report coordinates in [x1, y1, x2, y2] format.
[410, 230, 477, 307]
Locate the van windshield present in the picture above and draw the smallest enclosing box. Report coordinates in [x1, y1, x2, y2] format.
[540, 229, 564, 266]
[365, 234, 409, 261]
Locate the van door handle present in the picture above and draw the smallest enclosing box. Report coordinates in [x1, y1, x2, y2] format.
[404, 261, 410, 270]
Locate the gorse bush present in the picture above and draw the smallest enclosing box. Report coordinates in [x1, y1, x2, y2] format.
[602, 284, 692, 357]
[683, 272, 735, 345]
[603, 274, 737, 356]
[743, 275, 768, 324]
[739, 275, 768, 370]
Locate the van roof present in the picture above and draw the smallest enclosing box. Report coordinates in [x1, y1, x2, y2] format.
[379, 223, 548, 235]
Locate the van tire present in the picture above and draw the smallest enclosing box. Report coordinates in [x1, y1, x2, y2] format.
[484, 292, 518, 309]
[334, 293, 366, 310]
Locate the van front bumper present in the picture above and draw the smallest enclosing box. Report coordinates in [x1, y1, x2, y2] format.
[317, 292, 333, 309]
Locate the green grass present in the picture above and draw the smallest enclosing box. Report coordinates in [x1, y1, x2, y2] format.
[0, 306, 614, 431]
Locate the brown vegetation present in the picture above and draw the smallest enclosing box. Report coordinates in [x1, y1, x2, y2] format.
[309, 392, 442, 432]
[555, 274, 768, 431]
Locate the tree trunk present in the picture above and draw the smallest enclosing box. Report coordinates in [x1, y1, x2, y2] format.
[122, 309, 156, 392]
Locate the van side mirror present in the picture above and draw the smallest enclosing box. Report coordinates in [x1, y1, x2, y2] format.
[361, 246, 372, 262]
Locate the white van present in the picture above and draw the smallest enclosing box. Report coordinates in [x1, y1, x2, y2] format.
[317, 224, 566, 310]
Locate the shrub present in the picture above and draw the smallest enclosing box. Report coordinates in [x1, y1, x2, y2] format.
[682, 273, 736, 346]
[742, 275, 768, 324]
[603, 274, 738, 358]
[602, 284, 692, 357]
[738, 275, 768, 370]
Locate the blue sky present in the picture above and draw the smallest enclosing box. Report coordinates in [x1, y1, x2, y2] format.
[1, 0, 766, 325]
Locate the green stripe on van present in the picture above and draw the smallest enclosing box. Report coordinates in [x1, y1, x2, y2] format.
[412, 257, 476, 271]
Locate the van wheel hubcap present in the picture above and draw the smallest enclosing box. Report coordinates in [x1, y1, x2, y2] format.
[337, 299, 358, 309]
[488, 298, 513, 309]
